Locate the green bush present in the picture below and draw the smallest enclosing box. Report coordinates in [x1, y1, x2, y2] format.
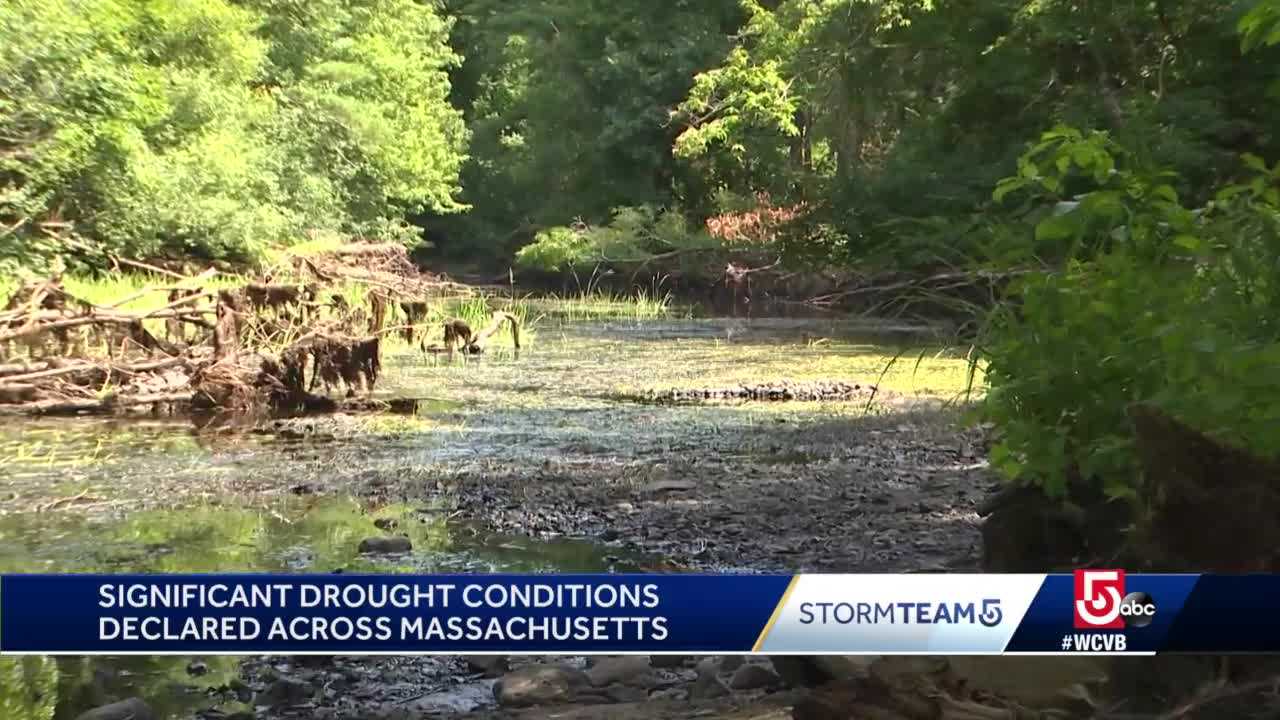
[981, 128, 1280, 500]
[514, 206, 719, 274]
[0, 0, 465, 271]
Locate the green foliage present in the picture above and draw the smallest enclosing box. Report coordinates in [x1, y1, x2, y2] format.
[515, 206, 719, 273]
[423, 0, 743, 262]
[1241, 0, 1280, 51]
[980, 129, 1280, 500]
[0, 656, 57, 720]
[515, 227, 596, 272]
[650, 0, 1280, 269]
[0, 0, 466, 271]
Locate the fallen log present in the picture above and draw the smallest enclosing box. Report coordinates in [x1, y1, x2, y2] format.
[0, 309, 215, 344]
[0, 356, 188, 385]
[0, 391, 193, 416]
[0, 361, 53, 377]
[0, 383, 38, 403]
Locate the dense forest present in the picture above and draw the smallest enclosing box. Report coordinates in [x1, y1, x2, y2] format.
[6, 1, 1279, 274]
[5, 0, 1280, 544]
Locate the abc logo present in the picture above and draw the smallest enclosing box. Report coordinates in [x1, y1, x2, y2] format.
[1119, 591, 1157, 628]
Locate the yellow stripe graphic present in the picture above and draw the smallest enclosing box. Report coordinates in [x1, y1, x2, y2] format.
[752, 575, 799, 652]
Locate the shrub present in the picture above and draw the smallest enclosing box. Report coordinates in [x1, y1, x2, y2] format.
[981, 127, 1280, 500]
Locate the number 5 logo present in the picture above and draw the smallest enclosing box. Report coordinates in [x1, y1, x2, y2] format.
[1073, 569, 1125, 629]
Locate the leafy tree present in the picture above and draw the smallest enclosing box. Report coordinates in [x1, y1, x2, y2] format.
[0, 0, 466, 270]
[422, 0, 743, 264]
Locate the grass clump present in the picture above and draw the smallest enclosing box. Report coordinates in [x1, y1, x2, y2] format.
[524, 288, 679, 320]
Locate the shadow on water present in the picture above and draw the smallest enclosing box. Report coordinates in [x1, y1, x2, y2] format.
[0, 496, 649, 719]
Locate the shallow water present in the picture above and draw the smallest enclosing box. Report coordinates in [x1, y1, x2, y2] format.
[0, 316, 972, 719]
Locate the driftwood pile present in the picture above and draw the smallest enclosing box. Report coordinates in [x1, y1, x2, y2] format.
[1, 246, 520, 416]
[288, 242, 472, 298]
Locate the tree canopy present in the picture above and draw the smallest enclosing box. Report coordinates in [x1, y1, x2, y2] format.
[1, 0, 466, 269]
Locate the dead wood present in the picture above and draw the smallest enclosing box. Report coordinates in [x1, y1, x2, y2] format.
[442, 319, 473, 356]
[0, 360, 53, 377]
[242, 282, 316, 308]
[213, 291, 242, 359]
[280, 334, 380, 397]
[190, 354, 287, 412]
[0, 356, 187, 385]
[472, 311, 521, 350]
[0, 391, 193, 416]
[399, 300, 429, 343]
[1, 252, 463, 417]
[0, 383, 37, 403]
[0, 308, 215, 345]
[368, 291, 389, 334]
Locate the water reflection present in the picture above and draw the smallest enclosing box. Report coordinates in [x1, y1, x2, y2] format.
[0, 498, 639, 719]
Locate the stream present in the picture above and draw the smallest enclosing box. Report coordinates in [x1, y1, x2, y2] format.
[0, 316, 1109, 720]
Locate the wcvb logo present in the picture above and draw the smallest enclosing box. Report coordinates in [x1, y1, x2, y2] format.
[1073, 569, 1125, 629]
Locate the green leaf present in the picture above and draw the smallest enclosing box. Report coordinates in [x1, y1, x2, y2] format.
[1243, 153, 1268, 172]
[1034, 213, 1079, 243]
[993, 178, 1024, 203]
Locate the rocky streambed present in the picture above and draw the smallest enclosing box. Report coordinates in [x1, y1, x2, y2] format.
[6, 317, 1125, 720]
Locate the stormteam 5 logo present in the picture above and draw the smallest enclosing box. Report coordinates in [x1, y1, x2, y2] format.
[1073, 569, 1157, 630]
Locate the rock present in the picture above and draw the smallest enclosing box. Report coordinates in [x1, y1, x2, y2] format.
[373, 518, 399, 530]
[74, 698, 155, 720]
[586, 656, 653, 687]
[494, 664, 589, 707]
[792, 686, 883, 720]
[353, 708, 416, 720]
[185, 660, 208, 676]
[729, 663, 780, 690]
[773, 656, 877, 688]
[648, 686, 689, 701]
[357, 536, 412, 554]
[770, 657, 835, 688]
[603, 683, 651, 703]
[689, 669, 730, 700]
[228, 678, 253, 703]
[463, 655, 509, 677]
[639, 479, 696, 495]
[718, 655, 745, 673]
[814, 656, 876, 683]
[254, 676, 313, 708]
[648, 654, 691, 669]
[947, 656, 1105, 706]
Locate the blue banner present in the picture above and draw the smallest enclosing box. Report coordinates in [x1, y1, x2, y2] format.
[0, 574, 791, 653]
[3, 571, 1280, 655]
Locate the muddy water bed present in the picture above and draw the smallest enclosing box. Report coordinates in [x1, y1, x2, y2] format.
[0, 317, 1002, 719]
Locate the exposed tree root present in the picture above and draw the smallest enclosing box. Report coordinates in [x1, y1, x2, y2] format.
[1, 274, 387, 416]
[2, 252, 523, 416]
[423, 311, 521, 357]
